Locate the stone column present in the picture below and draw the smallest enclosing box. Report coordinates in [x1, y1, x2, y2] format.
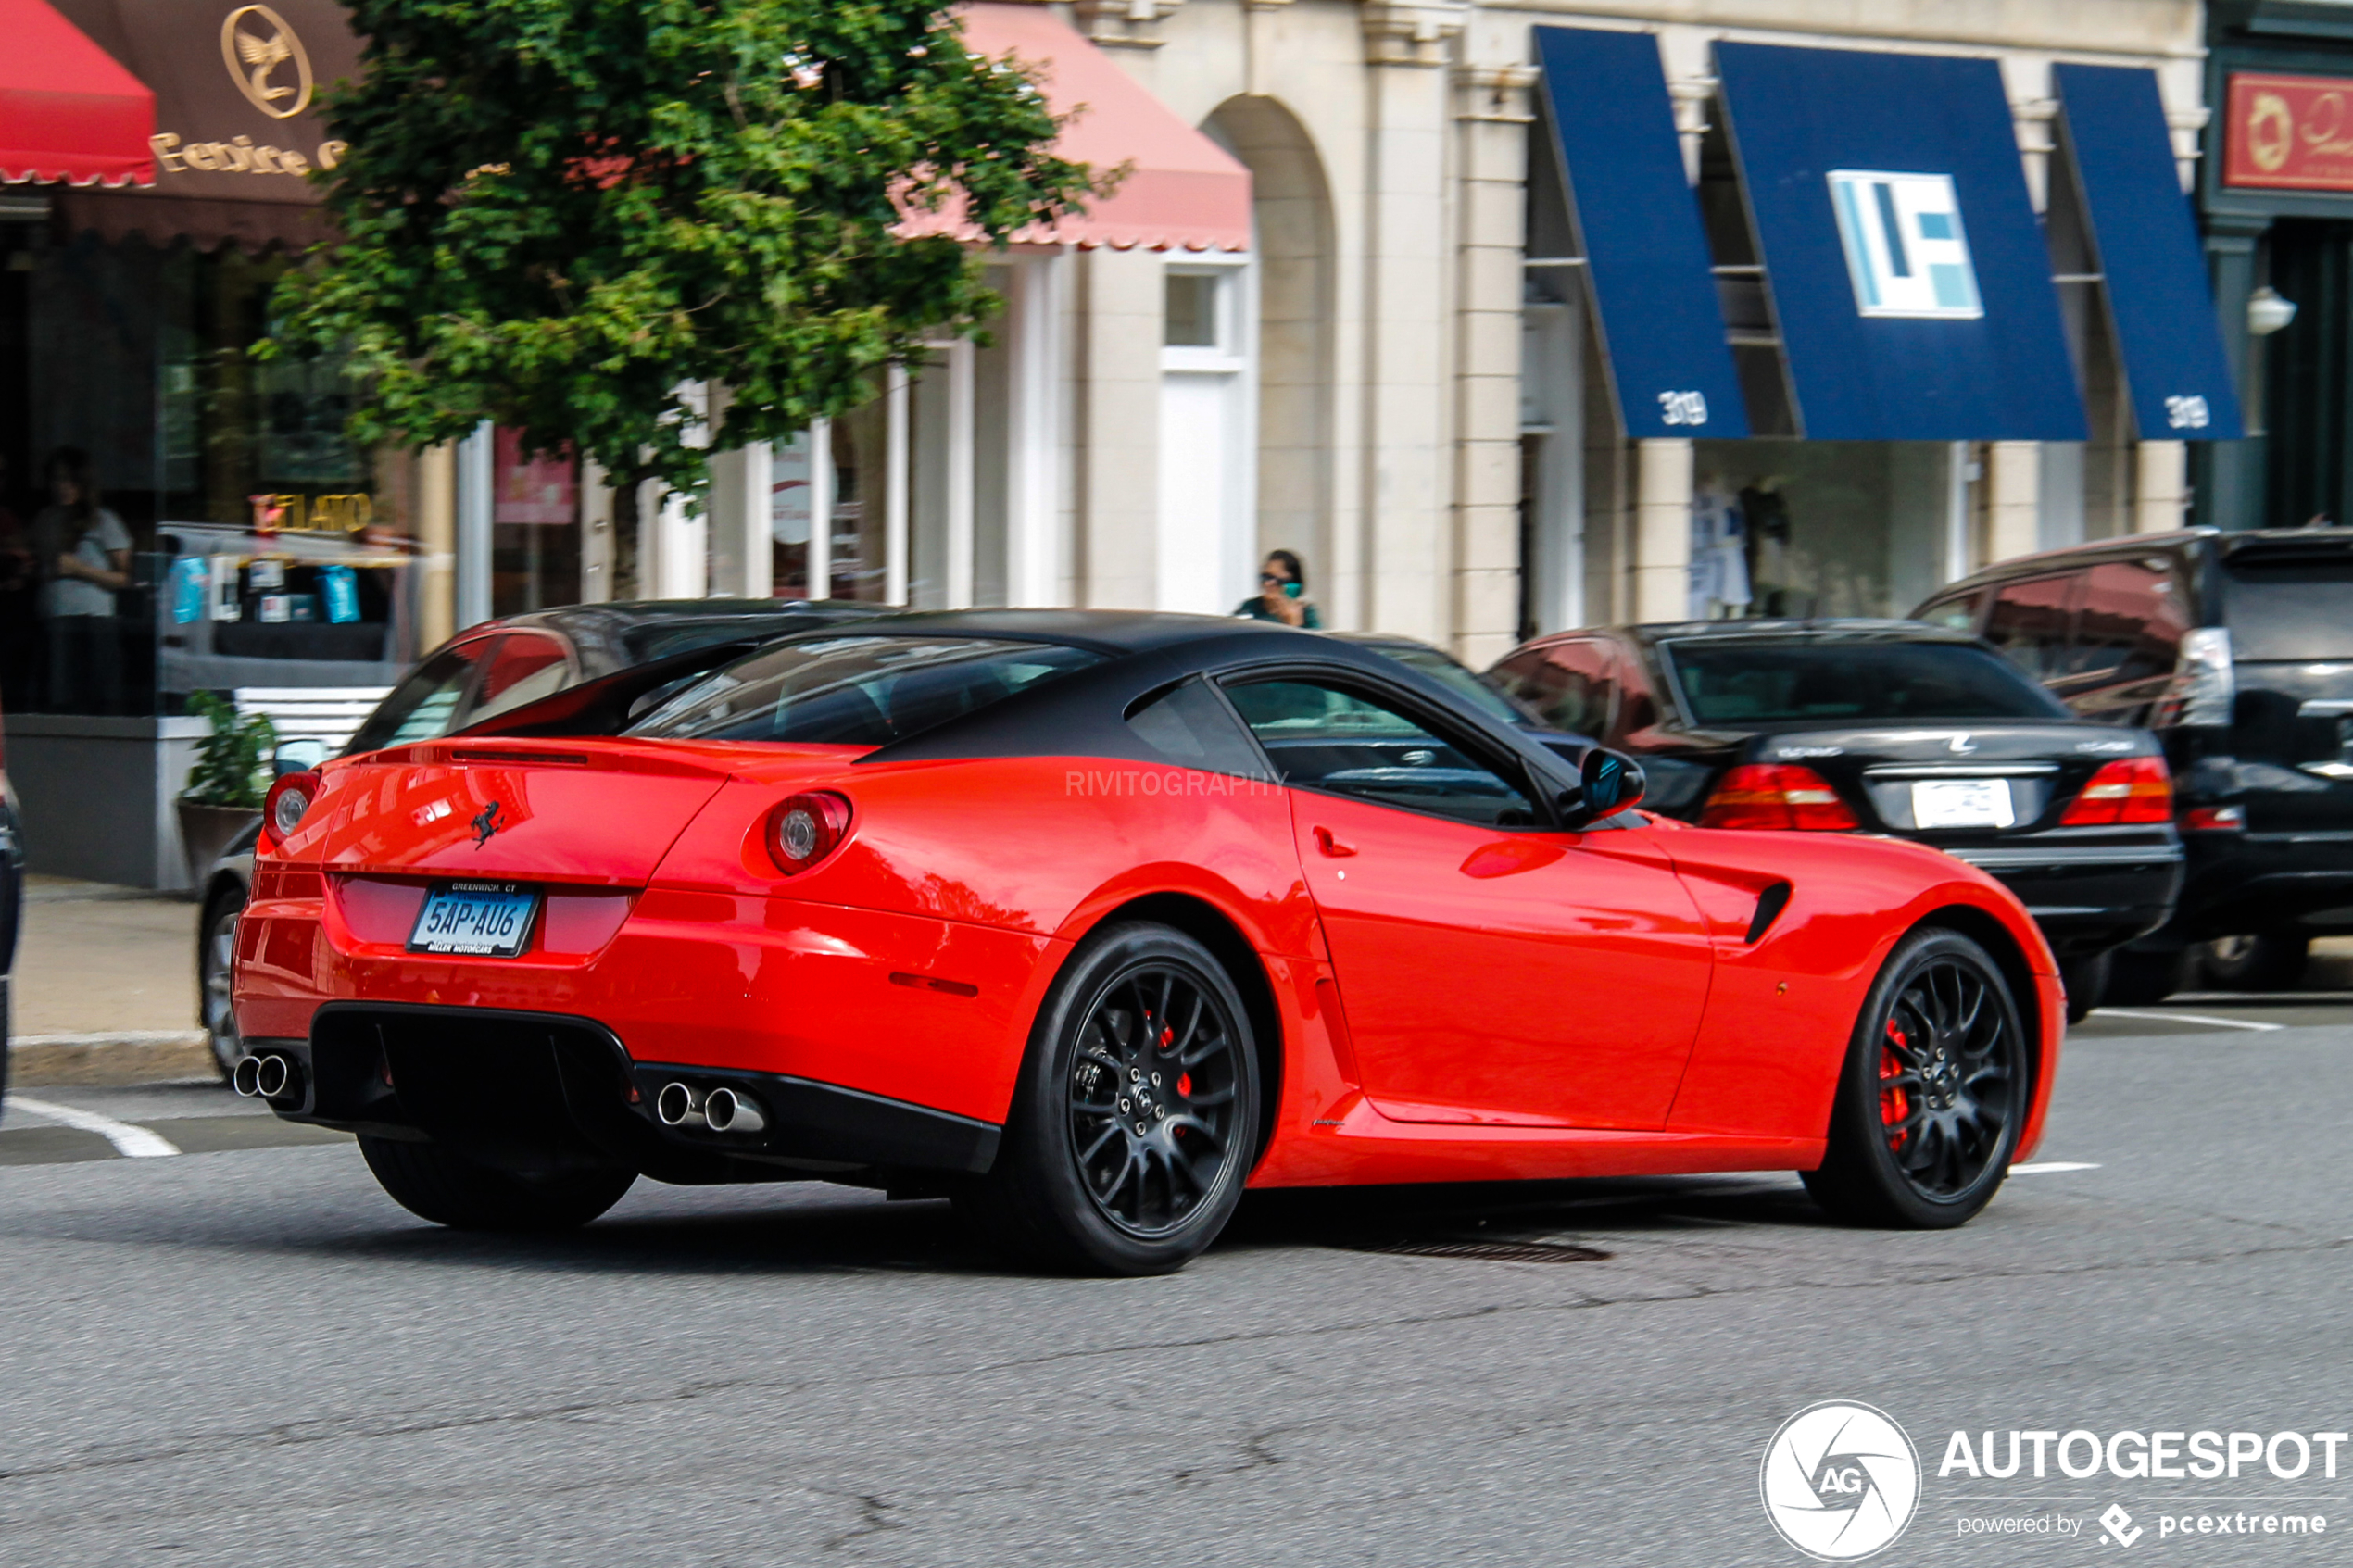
[1983, 441, 2041, 564]
[1360, 0, 1466, 642]
[1631, 438, 1691, 623]
[1074, 246, 1163, 608]
[2134, 441, 2189, 533]
[1450, 58, 1534, 665]
[414, 443, 457, 649]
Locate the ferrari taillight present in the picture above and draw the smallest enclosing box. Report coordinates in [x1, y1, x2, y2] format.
[2059, 756, 2171, 826]
[260, 770, 321, 850]
[1698, 764, 1859, 831]
[765, 791, 851, 874]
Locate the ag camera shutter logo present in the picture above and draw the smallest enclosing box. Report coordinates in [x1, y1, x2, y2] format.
[1761, 1401, 1921, 1560]
[1827, 171, 1982, 320]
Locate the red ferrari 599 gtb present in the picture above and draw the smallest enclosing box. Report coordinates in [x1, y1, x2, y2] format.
[234, 611, 2062, 1273]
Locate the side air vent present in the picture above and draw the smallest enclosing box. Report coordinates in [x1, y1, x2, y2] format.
[1746, 881, 1793, 945]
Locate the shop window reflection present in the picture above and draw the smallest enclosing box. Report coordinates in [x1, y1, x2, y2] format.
[9, 234, 421, 717]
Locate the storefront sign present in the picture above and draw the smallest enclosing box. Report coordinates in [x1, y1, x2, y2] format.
[48, 0, 361, 204]
[2222, 72, 2353, 192]
[250, 492, 375, 535]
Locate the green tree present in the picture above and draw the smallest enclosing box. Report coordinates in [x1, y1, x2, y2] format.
[270, 0, 1100, 508]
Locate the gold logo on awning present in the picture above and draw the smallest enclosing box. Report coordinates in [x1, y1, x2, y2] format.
[221, 4, 313, 119]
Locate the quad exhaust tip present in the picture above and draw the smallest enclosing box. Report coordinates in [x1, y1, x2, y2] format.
[232, 1053, 297, 1100]
[654, 1081, 766, 1135]
[702, 1087, 767, 1135]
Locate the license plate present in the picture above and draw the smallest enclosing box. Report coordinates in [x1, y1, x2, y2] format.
[1912, 779, 2015, 831]
[409, 881, 540, 957]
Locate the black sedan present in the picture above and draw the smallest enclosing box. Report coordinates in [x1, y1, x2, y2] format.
[1489, 620, 2183, 1021]
[195, 598, 877, 1074]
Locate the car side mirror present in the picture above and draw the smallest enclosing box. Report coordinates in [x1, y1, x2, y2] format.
[1558, 747, 1645, 830]
[273, 738, 328, 776]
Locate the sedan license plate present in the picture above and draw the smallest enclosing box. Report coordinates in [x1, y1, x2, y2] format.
[409, 881, 540, 957]
[1911, 779, 2014, 831]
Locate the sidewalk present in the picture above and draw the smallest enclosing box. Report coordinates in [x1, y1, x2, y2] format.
[9, 877, 215, 1086]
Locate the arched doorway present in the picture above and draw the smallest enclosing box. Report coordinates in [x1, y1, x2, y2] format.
[1204, 95, 1337, 615]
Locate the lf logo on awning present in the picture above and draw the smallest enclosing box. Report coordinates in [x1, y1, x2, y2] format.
[1827, 170, 1983, 320]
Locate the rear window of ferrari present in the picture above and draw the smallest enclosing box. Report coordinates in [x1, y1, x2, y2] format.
[624, 635, 1101, 746]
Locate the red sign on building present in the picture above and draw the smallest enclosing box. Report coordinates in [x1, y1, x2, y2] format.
[2224, 72, 2353, 192]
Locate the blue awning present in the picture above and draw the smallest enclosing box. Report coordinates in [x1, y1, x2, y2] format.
[1715, 44, 2087, 441]
[1533, 27, 1747, 439]
[2053, 65, 2245, 442]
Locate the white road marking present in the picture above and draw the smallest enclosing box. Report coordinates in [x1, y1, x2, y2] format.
[4, 1097, 181, 1159]
[2093, 1008, 2285, 1033]
[2009, 1161, 2101, 1174]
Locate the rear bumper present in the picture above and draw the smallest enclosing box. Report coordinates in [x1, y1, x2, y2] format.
[1942, 843, 2183, 957]
[255, 1003, 1000, 1179]
[2161, 831, 2353, 941]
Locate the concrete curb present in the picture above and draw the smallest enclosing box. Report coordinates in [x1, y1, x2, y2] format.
[7, 1032, 218, 1087]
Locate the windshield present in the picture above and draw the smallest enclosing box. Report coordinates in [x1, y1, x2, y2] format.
[2222, 554, 2353, 661]
[625, 635, 1101, 746]
[1363, 643, 1537, 728]
[1663, 639, 2070, 726]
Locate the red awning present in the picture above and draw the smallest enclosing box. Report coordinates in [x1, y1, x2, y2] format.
[0, 0, 151, 187]
[922, 1, 1250, 253]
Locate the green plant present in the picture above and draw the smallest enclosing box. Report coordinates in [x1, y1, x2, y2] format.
[265, 0, 1104, 512]
[182, 693, 278, 809]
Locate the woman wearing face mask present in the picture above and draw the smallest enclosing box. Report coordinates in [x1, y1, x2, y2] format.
[1233, 549, 1320, 629]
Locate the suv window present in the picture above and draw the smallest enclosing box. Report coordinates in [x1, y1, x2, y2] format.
[1914, 589, 1984, 633]
[1224, 678, 1537, 827]
[2058, 559, 2190, 721]
[629, 635, 1100, 746]
[2222, 550, 2353, 660]
[346, 638, 492, 754]
[1982, 574, 2079, 679]
[1490, 640, 1616, 736]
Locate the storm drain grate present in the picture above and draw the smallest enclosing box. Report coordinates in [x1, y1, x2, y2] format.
[1351, 1239, 1612, 1263]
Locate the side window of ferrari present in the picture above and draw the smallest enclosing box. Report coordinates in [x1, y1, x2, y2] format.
[1224, 678, 1537, 827]
[1125, 680, 1271, 778]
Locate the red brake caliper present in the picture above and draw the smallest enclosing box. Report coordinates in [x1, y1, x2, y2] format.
[1878, 1020, 1911, 1149]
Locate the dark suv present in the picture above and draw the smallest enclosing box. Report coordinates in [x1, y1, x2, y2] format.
[1915, 528, 2353, 1000]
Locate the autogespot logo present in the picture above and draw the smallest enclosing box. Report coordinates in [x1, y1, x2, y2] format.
[1762, 1401, 1922, 1560]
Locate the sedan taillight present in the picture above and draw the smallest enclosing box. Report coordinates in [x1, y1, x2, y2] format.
[1698, 764, 1859, 831]
[2059, 756, 2172, 826]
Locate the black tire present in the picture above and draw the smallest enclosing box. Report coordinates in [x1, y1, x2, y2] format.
[2198, 932, 2310, 992]
[198, 889, 245, 1083]
[2057, 950, 2109, 1026]
[2101, 945, 2188, 1007]
[1804, 927, 2028, 1229]
[959, 922, 1259, 1275]
[359, 1136, 635, 1232]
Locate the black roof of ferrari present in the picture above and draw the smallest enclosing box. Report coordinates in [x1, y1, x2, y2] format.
[807, 608, 1323, 656]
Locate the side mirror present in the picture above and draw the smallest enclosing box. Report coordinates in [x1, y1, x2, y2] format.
[272, 738, 328, 776]
[1558, 747, 1646, 829]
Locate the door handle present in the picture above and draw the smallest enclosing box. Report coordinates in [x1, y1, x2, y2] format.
[1313, 826, 1358, 858]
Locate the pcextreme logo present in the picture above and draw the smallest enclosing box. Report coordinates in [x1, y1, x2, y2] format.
[1761, 1401, 1922, 1561]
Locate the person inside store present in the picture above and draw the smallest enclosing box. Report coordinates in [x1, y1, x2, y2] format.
[32, 445, 131, 712]
[1236, 549, 1321, 629]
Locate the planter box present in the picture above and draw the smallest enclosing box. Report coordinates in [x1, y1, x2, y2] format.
[177, 801, 258, 891]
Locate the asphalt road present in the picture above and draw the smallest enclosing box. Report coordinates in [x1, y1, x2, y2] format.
[1, 995, 2347, 1566]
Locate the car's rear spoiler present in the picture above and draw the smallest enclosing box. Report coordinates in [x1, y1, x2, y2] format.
[452, 637, 768, 741]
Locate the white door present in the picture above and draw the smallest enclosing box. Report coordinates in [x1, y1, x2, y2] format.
[1157, 263, 1252, 615]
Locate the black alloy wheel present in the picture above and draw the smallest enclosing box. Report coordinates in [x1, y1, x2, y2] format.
[960, 922, 1258, 1274]
[1806, 928, 2027, 1228]
[1066, 963, 1244, 1239]
[199, 892, 244, 1082]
